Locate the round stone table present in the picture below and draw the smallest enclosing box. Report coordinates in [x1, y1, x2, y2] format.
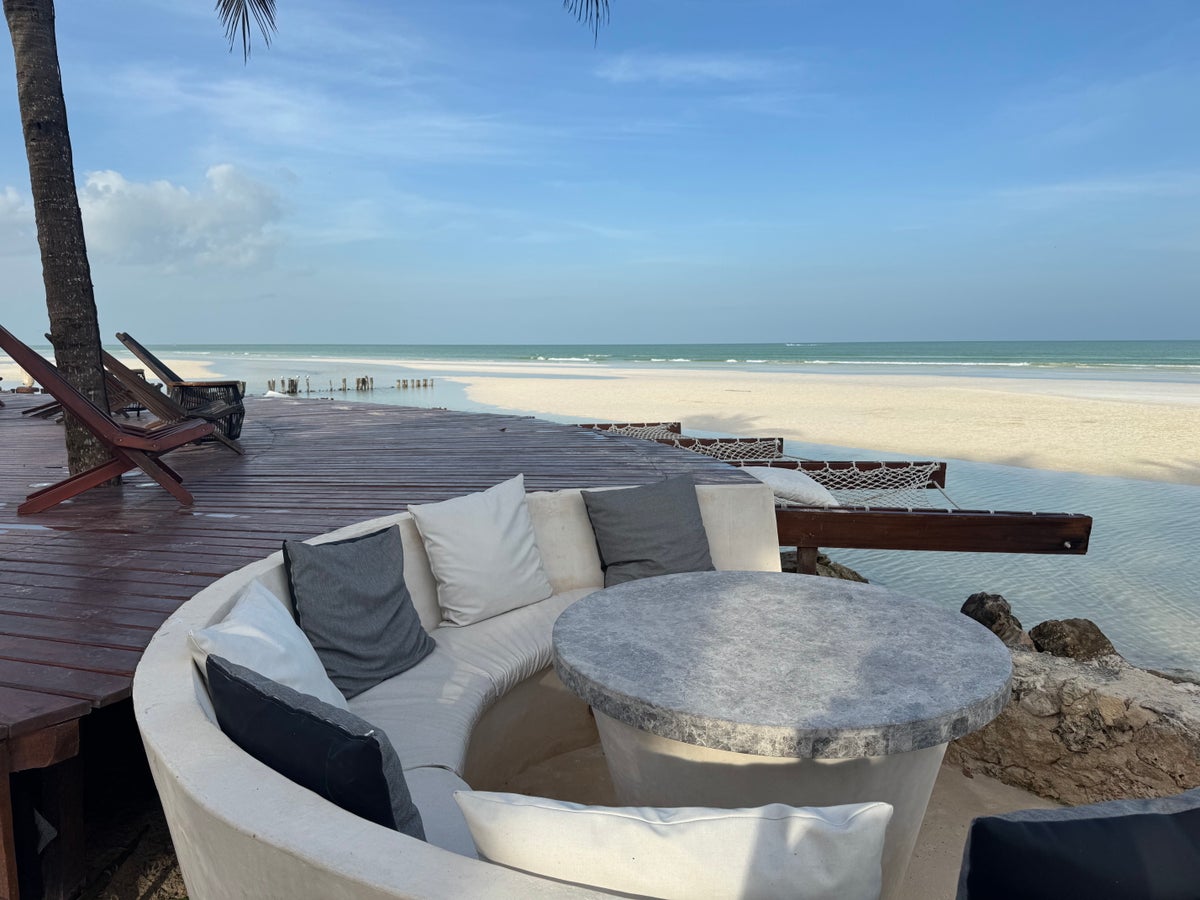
[552, 571, 1012, 900]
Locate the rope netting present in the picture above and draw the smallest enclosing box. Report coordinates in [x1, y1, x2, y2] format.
[669, 439, 782, 461]
[587, 423, 956, 509]
[790, 461, 955, 509]
[591, 424, 681, 440]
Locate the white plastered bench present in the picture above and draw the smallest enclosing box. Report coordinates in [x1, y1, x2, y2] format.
[134, 483, 782, 899]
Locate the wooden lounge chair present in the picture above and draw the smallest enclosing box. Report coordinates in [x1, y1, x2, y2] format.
[102, 351, 244, 455]
[115, 332, 245, 440]
[0, 324, 215, 515]
[22, 367, 142, 421]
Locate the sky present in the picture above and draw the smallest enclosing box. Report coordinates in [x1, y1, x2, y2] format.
[1, 0, 1198, 344]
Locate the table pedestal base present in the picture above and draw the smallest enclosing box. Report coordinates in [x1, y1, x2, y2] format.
[595, 712, 946, 900]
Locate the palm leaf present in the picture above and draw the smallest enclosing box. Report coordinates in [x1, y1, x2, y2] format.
[215, 0, 277, 61]
[563, 0, 610, 41]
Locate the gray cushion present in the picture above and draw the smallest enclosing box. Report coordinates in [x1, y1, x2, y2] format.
[206, 654, 425, 840]
[582, 476, 715, 587]
[957, 787, 1200, 900]
[284, 526, 434, 699]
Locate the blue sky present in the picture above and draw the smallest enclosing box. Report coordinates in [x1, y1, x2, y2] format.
[1, 0, 1197, 343]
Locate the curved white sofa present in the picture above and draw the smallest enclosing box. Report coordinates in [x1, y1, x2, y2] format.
[134, 482, 781, 899]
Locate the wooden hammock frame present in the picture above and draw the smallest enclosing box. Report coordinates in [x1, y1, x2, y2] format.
[579, 423, 1093, 575]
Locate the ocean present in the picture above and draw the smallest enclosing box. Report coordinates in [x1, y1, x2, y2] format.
[17, 339, 1200, 675]
[110, 339, 1200, 380]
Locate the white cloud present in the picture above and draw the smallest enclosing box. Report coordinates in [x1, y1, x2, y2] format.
[106, 66, 530, 164]
[0, 186, 36, 256]
[997, 173, 1200, 210]
[78, 165, 283, 270]
[995, 68, 1199, 150]
[596, 52, 786, 85]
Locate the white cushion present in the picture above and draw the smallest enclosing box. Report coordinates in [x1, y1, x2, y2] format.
[525, 490, 605, 592]
[743, 467, 839, 508]
[696, 483, 784, 572]
[433, 589, 595, 697]
[454, 791, 892, 900]
[187, 580, 349, 710]
[347, 645, 495, 775]
[409, 474, 553, 626]
[404, 767, 479, 858]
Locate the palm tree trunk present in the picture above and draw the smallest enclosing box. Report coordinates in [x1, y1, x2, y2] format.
[4, 0, 111, 475]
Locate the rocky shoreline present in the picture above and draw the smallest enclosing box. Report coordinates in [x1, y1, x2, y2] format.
[804, 557, 1200, 806]
[949, 591, 1200, 804]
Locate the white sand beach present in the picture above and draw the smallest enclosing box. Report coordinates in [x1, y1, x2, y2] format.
[6, 352, 1199, 486]
[409, 361, 1200, 486]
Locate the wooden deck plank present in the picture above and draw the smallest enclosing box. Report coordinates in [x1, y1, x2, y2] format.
[0, 687, 88, 740]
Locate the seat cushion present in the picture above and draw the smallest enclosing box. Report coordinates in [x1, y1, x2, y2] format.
[526, 490, 605, 593]
[409, 474, 554, 626]
[405, 767, 479, 858]
[284, 526, 435, 700]
[583, 476, 715, 587]
[957, 788, 1200, 900]
[206, 655, 425, 840]
[188, 580, 349, 711]
[433, 589, 596, 697]
[347, 646, 495, 776]
[454, 792, 892, 900]
[743, 466, 839, 507]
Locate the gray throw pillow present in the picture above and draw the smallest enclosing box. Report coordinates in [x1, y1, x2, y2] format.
[582, 476, 715, 587]
[207, 655, 425, 840]
[284, 526, 434, 699]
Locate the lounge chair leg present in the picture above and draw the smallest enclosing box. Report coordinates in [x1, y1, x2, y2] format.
[151, 458, 185, 484]
[19, 459, 133, 515]
[122, 449, 194, 506]
[212, 430, 245, 455]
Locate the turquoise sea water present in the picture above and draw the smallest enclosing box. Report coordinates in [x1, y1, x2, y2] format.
[106, 339, 1200, 382]
[13, 340, 1198, 673]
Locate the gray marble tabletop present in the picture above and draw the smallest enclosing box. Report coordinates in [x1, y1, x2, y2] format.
[552, 571, 1012, 759]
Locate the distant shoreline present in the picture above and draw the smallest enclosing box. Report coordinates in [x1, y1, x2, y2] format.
[5, 345, 1199, 486]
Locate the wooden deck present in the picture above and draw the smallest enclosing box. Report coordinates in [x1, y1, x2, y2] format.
[0, 394, 749, 714]
[0, 394, 751, 897]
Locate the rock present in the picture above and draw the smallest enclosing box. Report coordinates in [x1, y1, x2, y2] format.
[960, 592, 1035, 651]
[778, 550, 868, 582]
[946, 650, 1200, 805]
[1031, 618, 1118, 661]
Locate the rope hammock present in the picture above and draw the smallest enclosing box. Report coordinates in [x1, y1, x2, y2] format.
[582, 423, 956, 510]
[780, 460, 955, 510]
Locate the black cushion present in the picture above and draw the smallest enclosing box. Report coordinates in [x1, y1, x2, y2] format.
[206, 654, 425, 840]
[957, 788, 1200, 900]
[582, 475, 715, 587]
[283, 525, 434, 699]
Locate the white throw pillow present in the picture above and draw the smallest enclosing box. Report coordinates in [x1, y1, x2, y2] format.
[409, 474, 553, 626]
[744, 466, 839, 507]
[188, 580, 349, 710]
[454, 791, 892, 900]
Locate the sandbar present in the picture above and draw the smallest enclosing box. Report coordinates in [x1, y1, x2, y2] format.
[413, 361, 1200, 486]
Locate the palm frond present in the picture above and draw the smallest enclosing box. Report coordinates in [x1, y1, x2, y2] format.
[215, 0, 277, 62]
[563, 0, 610, 42]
